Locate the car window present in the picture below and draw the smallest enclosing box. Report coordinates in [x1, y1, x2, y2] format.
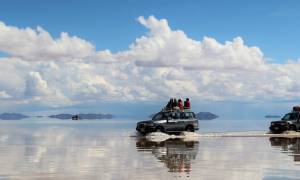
[282, 113, 291, 120]
[182, 112, 195, 119]
[180, 112, 187, 119]
[181, 112, 188, 119]
[290, 113, 299, 120]
[152, 113, 163, 121]
[188, 112, 195, 119]
[191, 112, 196, 118]
[162, 112, 171, 120]
[172, 112, 180, 119]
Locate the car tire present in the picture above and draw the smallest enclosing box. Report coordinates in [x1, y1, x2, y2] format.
[185, 125, 194, 132]
[155, 126, 165, 133]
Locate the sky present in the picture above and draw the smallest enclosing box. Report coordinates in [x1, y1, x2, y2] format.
[0, 0, 300, 118]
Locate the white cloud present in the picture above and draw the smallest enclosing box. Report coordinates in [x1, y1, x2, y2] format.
[0, 91, 10, 99]
[25, 71, 51, 97]
[0, 21, 94, 61]
[0, 16, 300, 108]
[132, 16, 266, 71]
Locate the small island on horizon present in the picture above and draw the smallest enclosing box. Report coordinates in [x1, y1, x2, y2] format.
[196, 112, 219, 120]
[49, 113, 114, 120]
[0, 113, 29, 120]
[265, 115, 281, 118]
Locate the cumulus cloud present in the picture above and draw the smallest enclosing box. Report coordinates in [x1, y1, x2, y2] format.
[0, 16, 300, 108]
[25, 71, 51, 97]
[0, 21, 94, 61]
[132, 16, 266, 71]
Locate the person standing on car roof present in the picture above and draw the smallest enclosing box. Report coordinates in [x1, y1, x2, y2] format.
[166, 98, 173, 110]
[173, 98, 178, 108]
[184, 98, 190, 110]
[178, 99, 184, 111]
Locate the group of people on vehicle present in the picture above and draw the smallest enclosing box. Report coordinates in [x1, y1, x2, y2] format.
[164, 98, 191, 111]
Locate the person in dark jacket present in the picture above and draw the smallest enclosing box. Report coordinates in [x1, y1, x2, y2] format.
[166, 98, 173, 111]
[184, 98, 191, 109]
[173, 98, 178, 109]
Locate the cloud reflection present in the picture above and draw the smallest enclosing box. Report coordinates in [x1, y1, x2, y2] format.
[1, 122, 300, 180]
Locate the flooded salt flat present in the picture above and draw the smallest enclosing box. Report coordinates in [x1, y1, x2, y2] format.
[0, 118, 300, 180]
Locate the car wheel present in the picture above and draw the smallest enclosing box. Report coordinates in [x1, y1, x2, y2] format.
[185, 125, 194, 132]
[156, 126, 165, 133]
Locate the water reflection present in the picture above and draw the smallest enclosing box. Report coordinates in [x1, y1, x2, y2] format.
[136, 137, 199, 174]
[269, 137, 300, 162]
[3, 120, 300, 179]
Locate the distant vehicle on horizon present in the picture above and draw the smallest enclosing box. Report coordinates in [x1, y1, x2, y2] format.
[136, 109, 199, 135]
[72, 115, 80, 120]
[269, 106, 300, 134]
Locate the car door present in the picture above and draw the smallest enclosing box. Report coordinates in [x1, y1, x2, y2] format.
[164, 112, 181, 132]
[157, 112, 171, 131]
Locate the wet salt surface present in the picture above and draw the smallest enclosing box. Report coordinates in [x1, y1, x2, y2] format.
[0, 118, 300, 180]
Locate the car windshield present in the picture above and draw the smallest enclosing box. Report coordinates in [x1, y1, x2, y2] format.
[152, 113, 163, 121]
[282, 113, 298, 121]
[282, 114, 290, 121]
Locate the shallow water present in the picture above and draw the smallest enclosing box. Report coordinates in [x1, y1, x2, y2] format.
[0, 118, 299, 180]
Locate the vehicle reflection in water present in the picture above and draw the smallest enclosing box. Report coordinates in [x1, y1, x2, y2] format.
[269, 137, 300, 162]
[136, 137, 199, 174]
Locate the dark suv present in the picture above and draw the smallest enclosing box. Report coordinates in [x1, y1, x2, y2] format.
[269, 111, 300, 134]
[136, 110, 199, 135]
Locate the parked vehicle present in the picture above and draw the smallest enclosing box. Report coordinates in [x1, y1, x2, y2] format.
[269, 107, 300, 134]
[136, 110, 199, 135]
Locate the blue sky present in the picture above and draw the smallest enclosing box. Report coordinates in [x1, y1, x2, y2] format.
[1, 0, 300, 61]
[1, 0, 300, 118]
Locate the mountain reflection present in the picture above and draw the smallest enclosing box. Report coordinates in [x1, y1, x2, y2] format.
[269, 137, 300, 162]
[136, 137, 199, 174]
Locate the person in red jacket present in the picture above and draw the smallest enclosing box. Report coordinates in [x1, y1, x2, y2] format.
[178, 99, 184, 111]
[184, 98, 190, 110]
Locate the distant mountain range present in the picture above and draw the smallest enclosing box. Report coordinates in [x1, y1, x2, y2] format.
[149, 111, 219, 120]
[0, 113, 29, 120]
[49, 113, 114, 120]
[0, 113, 113, 120]
[1, 111, 219, 120]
